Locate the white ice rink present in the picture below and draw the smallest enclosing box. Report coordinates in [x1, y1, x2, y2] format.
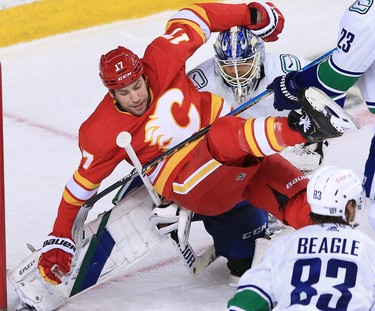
[1, 0, 375, 309]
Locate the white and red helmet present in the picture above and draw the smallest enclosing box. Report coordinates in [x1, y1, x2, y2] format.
[99, 46, 144, 90]
[307, 166, 365, 224]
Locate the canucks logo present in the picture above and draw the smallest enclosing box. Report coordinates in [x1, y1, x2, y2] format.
[187, 69, 208, 90]
[279, 54, 301, 73]
[350, 0, 373, 14]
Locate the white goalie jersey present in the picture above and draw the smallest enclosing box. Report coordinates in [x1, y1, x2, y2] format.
[187, 52, 309, 119]
[188, 53, 324, 173]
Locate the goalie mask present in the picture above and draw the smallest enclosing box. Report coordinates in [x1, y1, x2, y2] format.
[214, 26, 265, 103]
[307, 166, 365, 225]
[99, 46, 144, 90]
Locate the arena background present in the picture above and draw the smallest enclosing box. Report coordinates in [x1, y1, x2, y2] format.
[0, 0, 215, 47]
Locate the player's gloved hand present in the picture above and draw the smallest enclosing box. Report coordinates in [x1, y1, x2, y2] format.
[247, 1, 285, 42]
[267, 72, 303, 111]
[38, 232, 76, 285]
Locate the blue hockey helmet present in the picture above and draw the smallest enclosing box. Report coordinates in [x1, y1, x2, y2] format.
[214, 26, 265, 103]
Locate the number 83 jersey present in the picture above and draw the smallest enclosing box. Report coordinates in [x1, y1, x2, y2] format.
[229, 223, 375, 311]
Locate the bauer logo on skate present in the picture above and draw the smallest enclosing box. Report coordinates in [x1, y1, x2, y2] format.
[286, 175, 308, 189]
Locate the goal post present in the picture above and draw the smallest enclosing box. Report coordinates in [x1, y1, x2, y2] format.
[0, 62, 7, 310]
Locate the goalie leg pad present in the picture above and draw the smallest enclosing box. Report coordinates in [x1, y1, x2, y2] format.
[252, 225, 295, 267]
[280, 143, 322, 173]
[8, 186, 167, 311]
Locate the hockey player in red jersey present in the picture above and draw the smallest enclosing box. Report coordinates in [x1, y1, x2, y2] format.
[38, 2, 352, 285]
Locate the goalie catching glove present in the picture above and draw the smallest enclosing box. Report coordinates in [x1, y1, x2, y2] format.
[247, 1, 285, 42]
[38, 232, 76, 285]
[149, 203, 192, 250]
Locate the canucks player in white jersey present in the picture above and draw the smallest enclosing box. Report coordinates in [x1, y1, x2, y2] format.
[227, 165, 374, 311]
[268, 0, 375, 234]
[188, 26, 324, 173]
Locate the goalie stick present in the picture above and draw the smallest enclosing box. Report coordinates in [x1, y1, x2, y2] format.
[116, 132, 218, 276]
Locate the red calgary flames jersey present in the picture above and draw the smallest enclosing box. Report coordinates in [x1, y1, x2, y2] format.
[53, 3, 254, 234]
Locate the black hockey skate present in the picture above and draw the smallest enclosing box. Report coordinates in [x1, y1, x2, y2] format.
[288, 87, 360, 143]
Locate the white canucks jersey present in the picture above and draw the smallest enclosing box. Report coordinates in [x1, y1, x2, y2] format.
[187, 53, 309, 119]
[332, 1, 375, 109]
[334, 1, 375, 204]
[229, 224, 375, 311]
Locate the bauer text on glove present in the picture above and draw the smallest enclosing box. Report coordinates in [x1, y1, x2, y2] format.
[38, 233, 76, 285]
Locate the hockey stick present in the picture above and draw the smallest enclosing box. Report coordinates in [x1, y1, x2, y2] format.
[116, 131, 217, 275]
[72, 168, 139, 242]
[75, 49, 337, 219]
[116, 132, 162, 205]
[84, 168, 139, 207]
[143, 48, 337, 172]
